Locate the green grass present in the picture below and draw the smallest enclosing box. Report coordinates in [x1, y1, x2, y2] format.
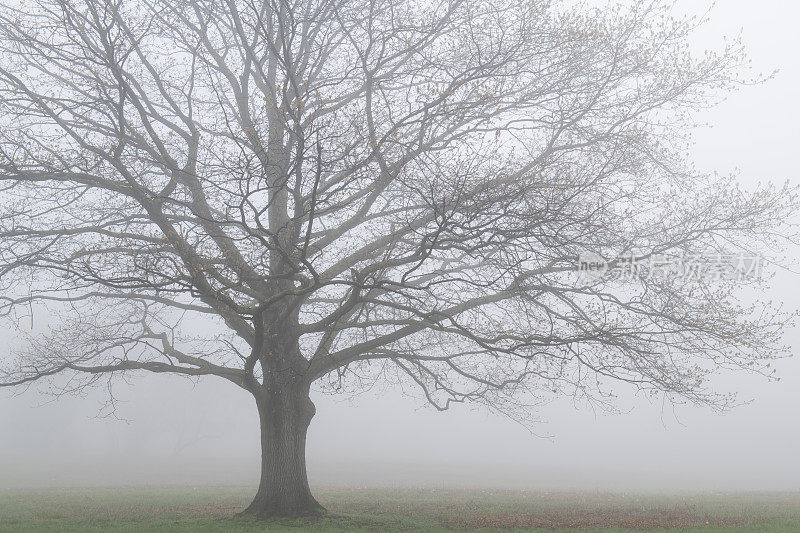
[1, 487, 799, 532]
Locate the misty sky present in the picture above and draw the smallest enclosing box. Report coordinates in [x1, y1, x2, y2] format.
[1, 0, 799, 491]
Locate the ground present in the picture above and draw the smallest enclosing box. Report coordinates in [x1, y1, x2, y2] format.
[1, 487, 799, 532]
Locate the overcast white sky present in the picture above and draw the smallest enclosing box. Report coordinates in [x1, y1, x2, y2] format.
[1, 0, 799, 491]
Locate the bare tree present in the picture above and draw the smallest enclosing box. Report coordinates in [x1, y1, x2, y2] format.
[0, 0, 795, 518]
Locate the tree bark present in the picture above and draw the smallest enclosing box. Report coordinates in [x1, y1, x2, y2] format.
[242, 386, 324, 518]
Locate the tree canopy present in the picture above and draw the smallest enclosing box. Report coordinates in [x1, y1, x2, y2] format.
[0, 0, 795, 516]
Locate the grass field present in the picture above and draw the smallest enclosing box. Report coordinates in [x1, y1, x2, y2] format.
[1, 487, 799, 532]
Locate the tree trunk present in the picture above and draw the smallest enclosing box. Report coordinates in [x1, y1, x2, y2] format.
[242, 387, 324, 518]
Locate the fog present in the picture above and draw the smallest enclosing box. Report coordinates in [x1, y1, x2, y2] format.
[1, 0, 799, 492]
